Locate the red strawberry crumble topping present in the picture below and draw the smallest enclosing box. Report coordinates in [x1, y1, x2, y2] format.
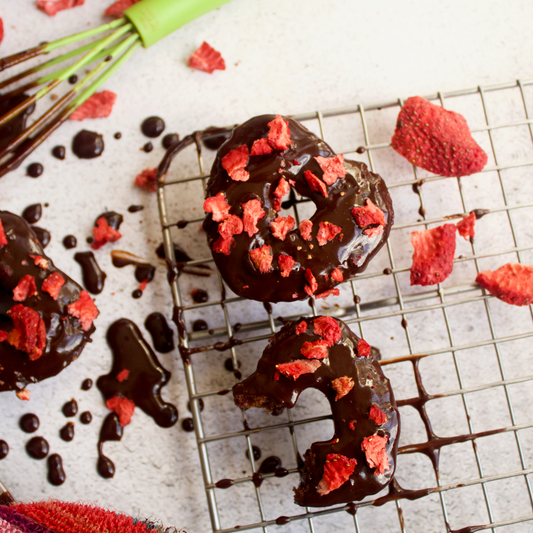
[250, 245, 273, 273]
[13, 275, 36, 302]
[67, 290, 99, 331]
[364, 226, 384, 238]
[361, 434, 390, 475]
[134, 168, 157, 193]
[267, 115, 292, 151]
[250, 138, 272, 156]
[270, 215, 295, 240]
[331, 268, 343, 282]
[116, 369, 130, 382]
[304, 269, 318, 296]
[7, 304, 46, 361]
[369, 405, 388, 426]
[0, 219, 7, 246]
[0, 19, 3, 47]
[295, 321, 308, 335]
[278, 254, 295, 277]
[187, 42, 226, 74]
[457, 212, 476, 240]
[351, 199, 386, 228]
[70, 90, 117, 121]
[315, 154, 346, 185]
[304, 170, 328, 197]
[105, 0, 140, 17]
[204, 193, 231, 222]
[37, 0, 84, 16]
[300, 339, 329, 360]
[331, 376, 354, 400]
[315, 288, 340, 299]
[106, 395, 135, 426]
[276, 359, 321, 380]
[273, 177, 290, 211]
[348, 420, 357, 430]
[476, 263, 533, 306]
[316, 221, 342, 246]
[214, 214, 243, 255]
[358, 339, 371, 357]
[313, 316, 341, 346]
[92, 217, 122, 250]
[42, 273, 66, 300]
[222, 144, 249, 182]
[241, 199, 265, 236]
[317, 453, 357, 496]
[0, 331, 7, 342]
[29, 254, 49, 269]
[299, 219, 313, 241]
[16, 389, 30, 401]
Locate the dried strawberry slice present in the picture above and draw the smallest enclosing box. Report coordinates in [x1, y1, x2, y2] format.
[105, 0, 139, 17]
[218, 215, 243, 238]
[316, 221, 341, 246]
[317, 453, 357, 496]
[276, 359, 321, 380]
[278, 254, 295, 277]
[7, 304, 47, 361]
[92, 217, 122, 250]
[315, 289, 340, 300]
[369, 405, 388, 426]
[348, 420, 357, 430]
[270, 215, 295, 241]
[13, 275, 36, 302]
[299, 219, 313, 241]
[70, 90, 117, 121]
[116, 369, 130, 382]
[364, 226, 384, 238]
[241, 199, 265, 236]
[315, 154, 346, 185]
[351, 199, 386, 228]
[357, 339, 371, 357]
[313, 316, 341, 346]
[295, 321, 308, 335]
[222, 144, 249, 182]
[68, 290, 99, 331]
[134, 168, 157, 193]
[331, 376, 354, 400]
[457, 212, 476, 240]
[29, 254, 49, 270]
[300, 339, 329, 360]
[187, 42, 226, 74]
[273, 177, 290, 212]
[304, 170, 328, 198]
[476, 263, 533, 306]
[106, 395, 135, 427]
[37, 0, 84, 16]
[213, 236, 234, 255]
[250, 138, 273, 156]
[304, 269, 318, 296]
[361, 434, 390, 475]
[331, 268, 343, 282]
[205, 193, 231, 223]
[267, 115, 292, 150]
[0, 219, 7, 246]
[41, 273, 65, 301]
[250, 245, 273, 273]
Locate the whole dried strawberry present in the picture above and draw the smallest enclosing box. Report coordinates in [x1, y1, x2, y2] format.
[476, 263, 533, 306]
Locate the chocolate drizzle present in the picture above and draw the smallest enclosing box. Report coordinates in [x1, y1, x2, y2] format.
[74, 251, 106, 294]
[81, 378, 93, 390]
[145, 312, 174, 353]
[97, 412, 123, 479]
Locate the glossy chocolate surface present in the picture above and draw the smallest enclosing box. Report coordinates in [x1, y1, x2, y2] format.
[72, 130, 104, 159]
[19, 413, 39, 433]
[145, 312, 174, 353]
[0, 94, 35, 152]
[204, 115, 394, 302]
[74, 251, 106, 294]
[47, 453, 66, 485]
[141, 116, 165, 138]
[32, 227, 50, 249]
[22, 203, 42, 224]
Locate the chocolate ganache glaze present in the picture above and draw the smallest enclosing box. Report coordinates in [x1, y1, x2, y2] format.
[203, 115, 393, 302]
[233, 316, 399, 507]
[0, 211, 95, 393]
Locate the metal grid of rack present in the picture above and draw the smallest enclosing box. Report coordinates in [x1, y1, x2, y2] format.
[156, 79, 533, 532]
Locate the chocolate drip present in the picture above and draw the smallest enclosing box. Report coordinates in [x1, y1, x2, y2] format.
[162, 133, 179, 149]
[201, 127, 232, 150]
[81, 378, 93, 390]
[275, 517, 290, 526]
[215, 479, 234, 489]
[20, 413, 39, 433]
[62, 399, 78, 417]
[68, 75, 78, 84]
[51, 146, 66, 160]
[72, 130, 104, 159]
[27, 163, 43, 178]
[32, 227, 50, 248]
[114, 132, 122, 140]
[74, 251, 106, 294]
[80, 411, 92, 424]
[145, 312, 174, 353]
[110, 250, 155, 284]
[97, 319, 178, 428]
[155, 242, 191, 262]
[472, 208, 490, 219]
[60, 422, 75, 442]
[246, 445, 261, 461]
[0, 94, 36, 152]
[132, 289, 142, 299]
[47, 453, 66, 485]
[0, 440, 8, 459]
[181, 417, 194, 432]
[193, 319, 208, 331]
[252, 472, 263, 487]
[259, 456, 282, 474]
[187, 398, 204, 412]
[274, 467, 289, 477]
[22, 203, 42, 224]
[26, 436, 49, 459]
[63, 235, 77, 249]
[127, 205, 144, 213]
[96, 413, 123, 478]
[141, 116, 165, 138]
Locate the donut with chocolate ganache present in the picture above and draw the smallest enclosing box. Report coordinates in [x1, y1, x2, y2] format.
[233, 316, 399, 507]
[0, 211, 98, 394]
[203, 115, 393, 303]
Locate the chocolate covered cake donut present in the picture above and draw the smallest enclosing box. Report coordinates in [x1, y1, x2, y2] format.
[203, 115, 393, 302]
[233, 316, 399, 507]
[0, 211, 98, 394]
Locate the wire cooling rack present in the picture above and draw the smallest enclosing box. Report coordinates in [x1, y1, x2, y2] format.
[156, 79, 533, 533]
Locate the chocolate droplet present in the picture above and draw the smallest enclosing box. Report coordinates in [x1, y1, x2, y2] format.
[62, 399, 78, 417]
[26, 436, 49, 459]
[72, 130, 104, 159]
[20, 413, 39, 433]
[141, 116, 165, 138]
[22, 203, 42, 224]
[81, 378, 93, 390]
[60, 422, 75, 442]
[63, 235, 77, 249]
[52, 146, 66, 160]
[47, 454, 66, 486]
[0, 440, 8, 459]
[27, 163, 43, 178]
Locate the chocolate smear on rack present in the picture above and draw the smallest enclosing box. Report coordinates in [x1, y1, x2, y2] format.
[27, 162, 43, 178]
[258, 455, 281, 474]
[96, 413, 123, 479]
[215, 478, 234, 489]
[74, 251, 106, 294]
[48, 453, 66, 486]
[20, 413, 39, 433]
[155, 241, 212, 277]
[62, 399, 78, 417]
[187, 398, 204, 412]
[51, 145, 66, 160]
[193, 319, 208, 331]
[0, 440, 8, 459]
[246, 445, 261, 461]
[275, 517, 290, 526]
[252, 472, 263, 488]
[60, 422, 75, 442]
[32, 226, 51, 248]
[26, 436, 49, 459]
[81, 378, 93, 390]
[111, 250, 155, 285]
[141, 116, 165, 138]
[63, 235, 77, 249]
[0, 94, 36, 153]
[201, 126, 232, 151]
[72, 130, 104, 159]
[22, 203, 42, 224]
[145, 312, 174, 353]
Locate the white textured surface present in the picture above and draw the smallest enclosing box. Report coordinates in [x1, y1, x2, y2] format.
[0, 1, 533, 532]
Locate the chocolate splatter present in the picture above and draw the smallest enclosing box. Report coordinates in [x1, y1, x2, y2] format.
[63, 235, 77, 249]
[60, 422, 75, 442]
[81, 378, 93, 390]
[62, 399, 78, 417]
[20, 413, 39, 433]
[72, 130, 104, 159]
[141, 116, 165, 138]
[97, 413, 123, 479]
[145, 312, 174, 353]
[27, 162, 43, 178]
[26, 436, 49, 459]
[47, 453, 66, 485]
[74, 251, 106, 294]
[22, 203, 42, 224]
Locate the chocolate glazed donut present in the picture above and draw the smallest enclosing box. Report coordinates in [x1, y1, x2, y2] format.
[233, 316, 399, 507]
[203, 115, 393, 303]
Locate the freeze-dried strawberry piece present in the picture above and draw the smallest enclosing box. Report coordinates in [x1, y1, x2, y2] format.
[270, 215, 295, 241]
[361, 434, 390, 475]
[273, 177, 290, 212]
[205, 193, 231, 223]
[278, 254, 295, 277]
[351, 199, 386, 228]
[304, 269, 318, 296]
[315, 154, 346, 185]
[187, 42, 226, 74]
[116, 369, 130, 382]
[295, 321, 308, 335]
[410, 224, 457, 286]
[304, 170, 328, 198]
[392, 96, 488, 177]
[29, 254, 49, 270]
[313, 316, 341, 346]
[13, 275, 36, 302]
[16, 389, 30, 401]
[348, 420, 357, 430]
[105, 0, 140, 17]
[0, 330, 7, 342]
[316, 221, 341, 246]
[331, 268, 343, 282]
[276, 359, 321, 380]
[0, 219, 7, 246]
[331, 376, 354, 400]
[42, 272, 66, 300]
[301, 339, 329, 360]
[250, 138, 273, 156]
[222, 144, 249, 182]
[7, 304, 46, 361]
[476, 263, 533, 306]
[364, 226, 384, 238]
[68, 290, 99, 331]
[241, 199, 265, 236]
[92, 217, 122, 250]
[0, 18, 3, 47]
[317, 453, 357, 496]
[70, 90, 117, 121]
[369, 405, 388, 426]
[250, 244, 273, 273]
[134, 168, 157, 193]
[219, 214, 243, 239]
[299, 219, 313, 241]
[457, 212, 476, 240]
[267, 115, 292, 151]
[37, 0, 85, 16]
[106, 395, 135, 427]
[213, 236, 234, 255]
[357, 339, 371, 357]
[315, 288, 340, 299]
[138, 279, 148, 292]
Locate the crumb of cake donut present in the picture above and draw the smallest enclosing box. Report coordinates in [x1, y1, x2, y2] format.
[392, 96, 488, 177]
[331, 376, 354, 400]
[348, 420, 357, 430]
[295, 321, 308, 335]
[276, 359, 321, 380]
[0, 219, 7, 246]
[241, 199, 265, 236]
[13, 275, 37, 302]
[7, 304, 47, 360]
[251, 138, 272, 156]
[270, 215, 295, 240]
[68, 290, 98, 331]
[70, 90, 117, 121]
[369, 405, 388, 426]
[42, 272, 66, 300]
[364, 225, 384, 238]
[267, 115, 292, 150]
[250, 245, 273, 273]
[37, 0, 84, 16]
[361, 434, 390, 475]
[273, 177, 290, 211]
[317, 453, 357, 496]
[134, 168, 157, 193]
[29, 254, 49, 269]
[16, 389, 31, 401]
[0, 331, 7, 342]
[278, 253, 295, 277]
[116, 369, 130, 382]
[92, 217, 122, 250]
[457, 212, 476, 240]
[331, 268, 343, 282]
[476, 263, 533, 306]
[222, 144, 249, 182]
[187, 42, 226, 74]
[357, 339, 371, 357]
[315, 155, 346, 185]
[106, 395, 135, 426]
[313, 316, 341, 346]
[304, 170, 328, 197]
[316, 221, 341, 246]
[299, 219, 313, 241]
[105, 0, 140, 17]
[304, 269, 318, 296]
[205, 193, 231, 223]
[351, 199, 386, 228]
[410, 224, 457, 286]
[301, 339, 329, 360]
[315, 288, 340, 299]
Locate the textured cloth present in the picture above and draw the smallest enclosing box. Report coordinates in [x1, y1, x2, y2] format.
[0, 507, 54, 533]
[0, 516, 24, 533]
